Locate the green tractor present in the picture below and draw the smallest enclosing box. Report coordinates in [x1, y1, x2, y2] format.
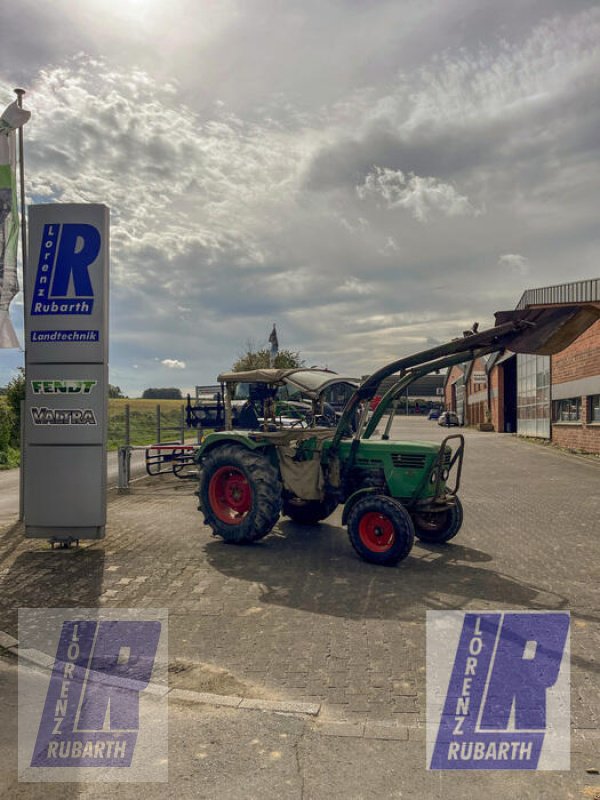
[195, 302, 599, 565]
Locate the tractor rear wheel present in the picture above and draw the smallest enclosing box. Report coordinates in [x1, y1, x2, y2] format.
[347, 495, 414, 566]
[282, 495, 338, 525]
[412, 497, 463, 544]
[199, 444, 282, 543]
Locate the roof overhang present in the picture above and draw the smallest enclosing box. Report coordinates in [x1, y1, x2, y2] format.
[494, 303, 600, 355]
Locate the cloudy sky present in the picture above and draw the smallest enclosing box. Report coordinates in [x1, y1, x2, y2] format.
[1, 0, 599, 394]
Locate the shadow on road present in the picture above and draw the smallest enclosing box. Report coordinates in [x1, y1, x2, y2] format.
[0, 548, 105, 636]
[204, 519, 570, 622]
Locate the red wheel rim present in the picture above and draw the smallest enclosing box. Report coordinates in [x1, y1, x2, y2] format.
[208, 466, 252, 525]
[358, 511, 396, 552]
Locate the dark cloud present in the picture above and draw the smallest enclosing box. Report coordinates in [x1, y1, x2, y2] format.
[303, 127, 495, 191]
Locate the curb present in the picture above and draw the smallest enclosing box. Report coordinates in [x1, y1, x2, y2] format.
[314, 720, 410, 740]
[1, 632, 321, 718]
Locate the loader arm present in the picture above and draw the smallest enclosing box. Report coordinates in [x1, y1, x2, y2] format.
[362, 343, 503, 439]
[330, 302, 600, 457]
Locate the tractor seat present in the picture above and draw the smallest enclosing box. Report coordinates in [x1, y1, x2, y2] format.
[237, 402, 261, 430]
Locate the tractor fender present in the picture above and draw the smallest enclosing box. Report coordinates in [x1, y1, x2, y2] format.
[341, 488, 381, 526]
[195, 433, 277, 466]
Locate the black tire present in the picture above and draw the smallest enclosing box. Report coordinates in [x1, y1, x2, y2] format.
[412, 497, 463, 544]
[283, 495, 338, 525]
[347, 495, 414, 566]
[199, 444, 282, 543]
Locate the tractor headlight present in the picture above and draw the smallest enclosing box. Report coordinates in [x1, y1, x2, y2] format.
[441, 468, 449, 481]
[429, 470, 438, 484]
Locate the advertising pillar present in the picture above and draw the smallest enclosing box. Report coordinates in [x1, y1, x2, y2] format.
[24, 204, 109, 541]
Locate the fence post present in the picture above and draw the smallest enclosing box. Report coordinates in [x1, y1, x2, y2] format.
[180, 403, 185, 443]
[118, 446, 131, 492]
[19, 399, 24, 521]
[125, 403, 130, 448]
[156, 404, 161, 444]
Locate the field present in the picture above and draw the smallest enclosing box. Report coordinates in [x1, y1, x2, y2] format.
[108, 399, 192, 450]
[0, 398, 199, 467]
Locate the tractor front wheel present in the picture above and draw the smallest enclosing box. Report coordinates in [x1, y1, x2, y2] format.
[412, 497, 463, 544]
[347, 495, 414, 566]
[199, 444, 282, 543]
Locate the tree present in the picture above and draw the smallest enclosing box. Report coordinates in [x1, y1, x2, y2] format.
[232, 347, 304, 372]
[141, 387, 182, 400]
[0, 402, 12, 464]
[108, 384, 126, 399]
[5, 368, 25, 446]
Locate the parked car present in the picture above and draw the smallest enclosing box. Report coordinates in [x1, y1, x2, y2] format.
[427, 408, 441, 420]
[438, 411, 460, 427]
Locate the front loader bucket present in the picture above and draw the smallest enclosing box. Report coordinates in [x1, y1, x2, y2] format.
[494, 303, 600, 356]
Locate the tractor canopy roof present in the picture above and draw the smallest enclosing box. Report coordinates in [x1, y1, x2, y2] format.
[216, 368, 359, 399]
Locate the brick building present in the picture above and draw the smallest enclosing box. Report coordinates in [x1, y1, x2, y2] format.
[444, 365, 465, 423]
[444, 278, 600, 453]
[550, 313, 600, 452]
[465, 357, 489, 426]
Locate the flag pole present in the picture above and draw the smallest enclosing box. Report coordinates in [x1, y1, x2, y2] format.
[13, 88, 27, 270]
[13, 89, 26, 522]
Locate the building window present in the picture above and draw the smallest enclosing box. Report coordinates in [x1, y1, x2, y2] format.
[589, 395, 600, 423]
[517, 354, 550, 438]
[553, 397, 582, 423]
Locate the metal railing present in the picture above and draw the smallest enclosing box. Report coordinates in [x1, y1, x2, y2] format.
[119, 403, 187, 449]
[516, 278, 600, 309]
[116, 404, 201, 491]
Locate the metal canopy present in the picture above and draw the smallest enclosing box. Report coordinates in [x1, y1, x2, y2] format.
[217, 368, 296, 384]
[216, 368, 359, 399]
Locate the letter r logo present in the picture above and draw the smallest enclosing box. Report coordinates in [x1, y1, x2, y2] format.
[51, 224, 100, 299]
[76, 621, 161, 732]
[479, 613, 569, 731]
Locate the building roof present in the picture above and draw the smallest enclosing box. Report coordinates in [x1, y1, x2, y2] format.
[443, 363, 466, 389]
[378, 373, 445, 398]
[516, 278, 600, 309]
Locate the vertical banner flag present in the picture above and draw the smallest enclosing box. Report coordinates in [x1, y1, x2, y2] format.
[269, 323, 278, 366]
[0, 99, 30, 348]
